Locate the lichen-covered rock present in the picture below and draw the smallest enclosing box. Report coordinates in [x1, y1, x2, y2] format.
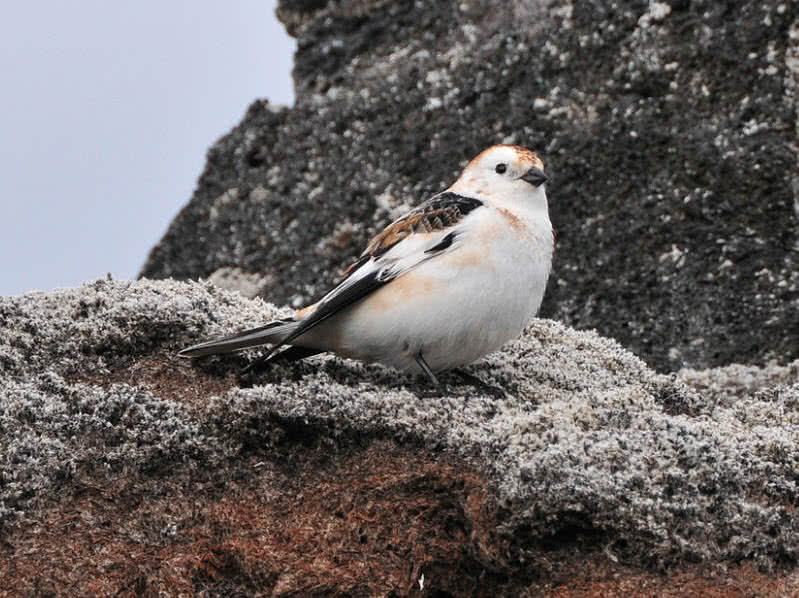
[1, 279, 797, 595]
[141, 0, 799, 372]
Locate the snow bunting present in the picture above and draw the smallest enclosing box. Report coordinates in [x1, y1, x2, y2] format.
[180, 145, 553, 384]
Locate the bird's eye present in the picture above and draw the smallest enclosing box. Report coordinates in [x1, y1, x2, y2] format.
[495, 163, 507, 174]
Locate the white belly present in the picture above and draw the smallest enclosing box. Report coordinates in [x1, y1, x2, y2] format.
[302, 214, 553, 374]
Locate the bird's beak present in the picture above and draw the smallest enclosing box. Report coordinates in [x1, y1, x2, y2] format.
[520, 167, 548, 187]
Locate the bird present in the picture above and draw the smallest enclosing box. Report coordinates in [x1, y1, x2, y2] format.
[179, 145, 553, 385]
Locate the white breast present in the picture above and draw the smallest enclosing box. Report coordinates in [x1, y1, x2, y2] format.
[304, 200, 554, 374]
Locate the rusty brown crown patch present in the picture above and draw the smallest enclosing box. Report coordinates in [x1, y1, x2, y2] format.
[469, 145, 544, 171]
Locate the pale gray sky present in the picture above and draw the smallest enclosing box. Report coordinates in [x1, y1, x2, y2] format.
[0, 1, 295, 296]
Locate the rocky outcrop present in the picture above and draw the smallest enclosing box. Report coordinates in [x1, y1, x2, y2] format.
[1, 279, 798, 594]
[4, 0, 798, 594]
[141, 0, 798, 372]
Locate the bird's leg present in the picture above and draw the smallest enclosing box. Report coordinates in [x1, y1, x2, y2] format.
[415, 351, 440, 385]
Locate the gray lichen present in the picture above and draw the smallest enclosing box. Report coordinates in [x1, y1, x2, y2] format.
[2, 279, 797, 569]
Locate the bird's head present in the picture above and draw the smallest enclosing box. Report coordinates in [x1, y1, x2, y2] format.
[450, 145, 548, 206]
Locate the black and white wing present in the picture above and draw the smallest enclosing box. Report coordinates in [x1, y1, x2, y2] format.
[179, 192, 484, 361]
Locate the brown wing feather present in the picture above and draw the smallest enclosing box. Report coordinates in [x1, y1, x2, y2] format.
[364, 192, 483, 258]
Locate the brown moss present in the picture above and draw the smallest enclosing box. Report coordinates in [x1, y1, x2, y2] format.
[11, 356, 798, 595]
[0, 440, 507, 596]
[76, 357, 239, 408]
[1, 435, 797, 596]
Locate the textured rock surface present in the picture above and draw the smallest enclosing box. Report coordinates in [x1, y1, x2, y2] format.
[1, 279, 798, 594]
[141, 0, 799, 372]
[6, 0, 798, 593]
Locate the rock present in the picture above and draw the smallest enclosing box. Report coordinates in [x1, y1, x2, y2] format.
[140, 0, 799, 373]
[8, 0, 797, 592]
[1, 279, 798, 594]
